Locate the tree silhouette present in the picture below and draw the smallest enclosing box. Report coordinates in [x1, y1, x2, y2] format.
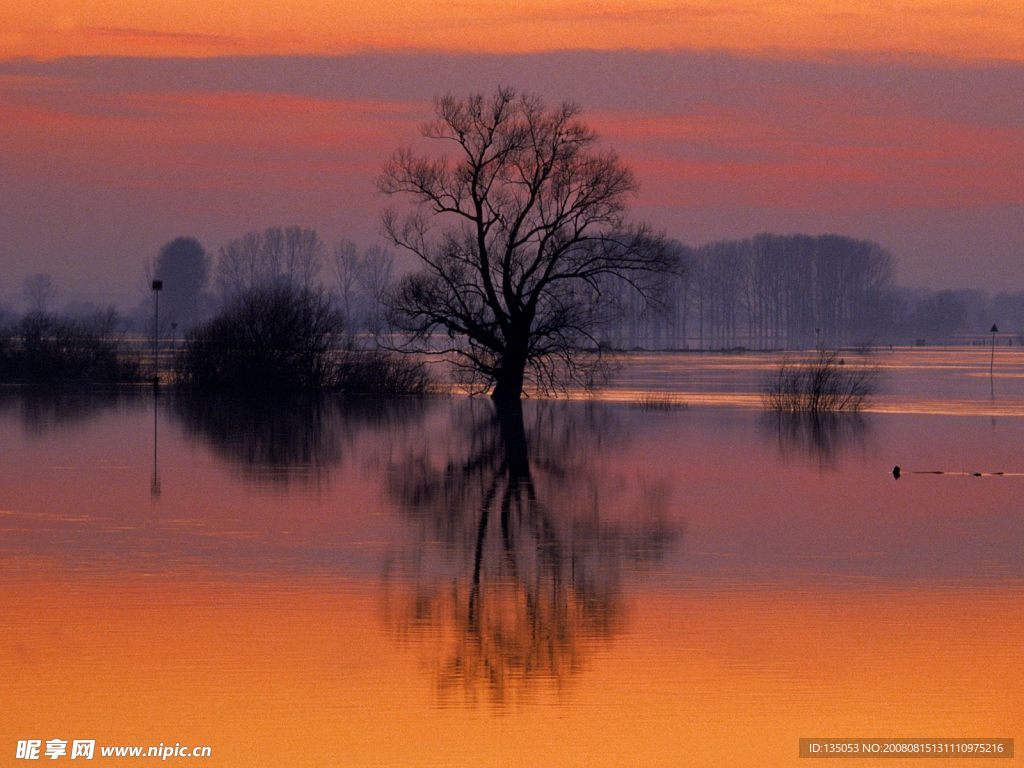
[175, 282, 342, 391]
[22, 273, 57, 314]
[152, 237, 210, 329]
[380, 86, 676, 404]
[216, 226, 324, 299]
[332, 240, 394, 336]
[382, 401, 678, 705]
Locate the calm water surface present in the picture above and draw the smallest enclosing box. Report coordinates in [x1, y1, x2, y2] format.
[1, 349, 1021, 766]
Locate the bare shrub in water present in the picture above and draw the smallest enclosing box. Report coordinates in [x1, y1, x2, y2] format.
[176, 282, 432, 394]
[334, 348, 433, 396]
[176, 283, 342, 391]
[763, 349, 877, 413]
[0, 311, 141, 384]
[635, 392, 688, 411]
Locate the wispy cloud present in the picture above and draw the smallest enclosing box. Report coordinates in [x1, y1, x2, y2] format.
[404, 1, 756, 31]
[84, 27, 245, 47]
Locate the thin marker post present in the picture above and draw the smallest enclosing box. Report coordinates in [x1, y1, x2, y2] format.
[152, 279, 163, 388]
[990, 323, 998, 378]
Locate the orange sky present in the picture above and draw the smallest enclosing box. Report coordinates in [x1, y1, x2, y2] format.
[6, 0, 1024, 60]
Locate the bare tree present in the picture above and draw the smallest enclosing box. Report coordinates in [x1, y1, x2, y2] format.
[763, 349, 878, 413]
[357, 245, 394, 336]
[215, 226, 324, 299]
[380, 86, 676, 404]
[281, 226, 324, 290]
[216, 230, 263, 299]
[23, 273, 57, 315]
[332, 241, 394, 336]
[332, 240, 361, 325]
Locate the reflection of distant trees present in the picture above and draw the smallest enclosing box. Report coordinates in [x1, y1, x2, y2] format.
[0, 388, 132, 435]
[382, 400, 678, 706]
[762, 412, 871, 471]
[170, 393, 425, 487]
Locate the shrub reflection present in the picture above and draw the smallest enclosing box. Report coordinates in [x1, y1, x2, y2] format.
[171, 393, 426, 487]
[0, 387, 132, 435]
[762, 411, 871, 470]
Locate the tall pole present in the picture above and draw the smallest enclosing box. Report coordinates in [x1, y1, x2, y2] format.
[990, 323, 999, 378]
[152, 280, 163, 388]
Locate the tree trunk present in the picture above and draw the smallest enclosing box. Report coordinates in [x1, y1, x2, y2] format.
[491, 346, 527, 404]
[491, 364, 525, 404]
[495, 398, 529, 481]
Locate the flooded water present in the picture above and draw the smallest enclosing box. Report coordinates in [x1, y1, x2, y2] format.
[1, 349, 1021, 766]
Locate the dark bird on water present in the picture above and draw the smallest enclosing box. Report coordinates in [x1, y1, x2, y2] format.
[892, 465, 901, 479]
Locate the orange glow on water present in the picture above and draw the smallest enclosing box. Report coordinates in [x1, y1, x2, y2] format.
[554, 348, 1024, 418]
[1, 385, 1022, 766]
[2, 574, 1019, 767]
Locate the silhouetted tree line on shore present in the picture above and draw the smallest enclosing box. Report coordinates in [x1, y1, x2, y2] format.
[4, 86, 1022, 395]
[128, 228, 392, 340]
[0, 230, 423, 390]
[11, 231, 1010, 355]
[14, 229, 1016, 354]
[4, 226, 1021, 388]
[176, 281, 430, 394]
[0, 309, 142, 384]
[599, 233, 1024, 350]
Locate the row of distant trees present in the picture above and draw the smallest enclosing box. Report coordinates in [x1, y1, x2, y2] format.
[599, 234, 894, 349]
[140, 227, 393, 342]
[143, 227, 1023, 350]
[12, 230, 1023, 350]
[601, 235, 1024, 349]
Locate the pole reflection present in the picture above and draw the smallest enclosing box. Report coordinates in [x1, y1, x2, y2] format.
[151, 390, 160, 498]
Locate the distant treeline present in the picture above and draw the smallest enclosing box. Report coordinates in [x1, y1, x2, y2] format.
[598, 234, 1024, 349]
[9, 228, 1022, 352]
[128, 227, 393, 341]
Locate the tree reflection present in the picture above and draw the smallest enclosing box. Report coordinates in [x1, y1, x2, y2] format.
[382, 400, 678, 706]
[171, 393, 425, 487]
[762, 412, 871, 470]
[0, 387, 131, 435]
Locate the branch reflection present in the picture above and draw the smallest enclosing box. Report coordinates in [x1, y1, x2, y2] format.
[383, 400, 679, 707]
[762, 412, 871, 471]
